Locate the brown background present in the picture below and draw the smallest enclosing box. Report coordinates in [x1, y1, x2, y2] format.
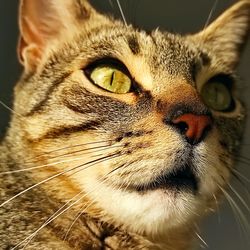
[0, 1, 249, 249]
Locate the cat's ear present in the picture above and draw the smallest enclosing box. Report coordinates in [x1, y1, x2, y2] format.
[196, 0, 250, 68]
[18, 0, 96, 73]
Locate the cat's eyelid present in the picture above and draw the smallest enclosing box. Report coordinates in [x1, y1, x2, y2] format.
[84, 58, 130, 75]
[207, 74, 235, 87]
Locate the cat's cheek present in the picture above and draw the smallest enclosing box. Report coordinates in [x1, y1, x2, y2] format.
[194, 132, 232, 201]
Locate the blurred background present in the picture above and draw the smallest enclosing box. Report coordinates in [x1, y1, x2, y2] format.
[0, 0, 249, 249]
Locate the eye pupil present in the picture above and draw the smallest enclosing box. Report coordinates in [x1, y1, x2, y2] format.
[110, 72, 115, 86]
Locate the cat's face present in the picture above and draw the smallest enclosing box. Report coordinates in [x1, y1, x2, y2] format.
[11, 0, 249, 236]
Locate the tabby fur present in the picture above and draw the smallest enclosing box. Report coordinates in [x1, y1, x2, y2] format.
[0, 0, 250, 249]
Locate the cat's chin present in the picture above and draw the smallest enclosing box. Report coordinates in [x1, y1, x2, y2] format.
[84, 178, 202, 236]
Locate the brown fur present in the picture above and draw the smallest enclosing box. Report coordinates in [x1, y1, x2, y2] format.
[0, 0, 250, 249]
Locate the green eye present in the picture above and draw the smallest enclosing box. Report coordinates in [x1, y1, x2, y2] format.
[201, 81, 233, 111]
[89, 65, 132, 94]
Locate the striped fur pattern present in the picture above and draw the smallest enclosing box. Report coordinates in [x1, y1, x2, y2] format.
[0, 0, 250, 249]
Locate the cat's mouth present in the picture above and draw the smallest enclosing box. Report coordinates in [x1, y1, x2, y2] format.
[132, 164, 198, 194]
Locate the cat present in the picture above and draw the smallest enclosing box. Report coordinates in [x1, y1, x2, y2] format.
[0, 0, 250, 249]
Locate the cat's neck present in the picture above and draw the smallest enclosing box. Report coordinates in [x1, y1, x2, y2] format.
[39, 208, 195, 250]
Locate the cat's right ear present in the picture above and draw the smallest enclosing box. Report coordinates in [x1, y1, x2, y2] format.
[18, 0, 97, 73]
[195, 0, 250, 69]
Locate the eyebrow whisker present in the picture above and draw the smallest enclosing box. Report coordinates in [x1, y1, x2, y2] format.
[116, 0, 128, 26]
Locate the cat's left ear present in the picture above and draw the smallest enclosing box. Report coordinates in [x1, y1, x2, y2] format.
[195, 0, 250, 68]
[18, 0, 99, 73]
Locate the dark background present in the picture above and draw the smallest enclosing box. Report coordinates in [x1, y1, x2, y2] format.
[0, 1, 249, 249]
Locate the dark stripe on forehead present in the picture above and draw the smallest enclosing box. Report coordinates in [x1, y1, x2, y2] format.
[200, 52, 211, 66]
[39, 120, 102, 140]
[191, 52, 211, 81]
[127, 35, 140, 55]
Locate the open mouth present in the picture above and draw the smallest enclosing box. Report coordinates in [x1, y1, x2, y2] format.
[135, 164, 198, 193]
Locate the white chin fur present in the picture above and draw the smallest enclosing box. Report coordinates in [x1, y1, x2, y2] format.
[84, 179, 202, 236]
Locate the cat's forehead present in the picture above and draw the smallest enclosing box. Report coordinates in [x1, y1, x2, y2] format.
[73, 24, 209, 91]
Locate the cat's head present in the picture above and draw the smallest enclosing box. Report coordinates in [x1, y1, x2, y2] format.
[10, 0, 250, 237]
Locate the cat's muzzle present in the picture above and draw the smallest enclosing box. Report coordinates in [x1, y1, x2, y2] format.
[133, 164, 198, 194]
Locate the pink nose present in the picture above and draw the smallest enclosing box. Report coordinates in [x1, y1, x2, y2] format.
[172, 113, 212, 144]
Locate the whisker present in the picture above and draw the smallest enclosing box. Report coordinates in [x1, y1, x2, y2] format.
[38, 144, 115, 162]
[223, 189, 245, 242]
[0, 140, 115, 168]
[236, 153, 250, 160]
[195, 232, 208, 249]
[13, 157, 123, 249]
[235, 158, 250, 167]
[14, 191, 88, 250]
[64, 162, 129, 241]
[236, 155, 250, 163]
[0, 144, 123, 175]
[219, 185, 250, 242]
[0, 153, 121, 208]
[63, 202, 91, 241]
[231, 170, 250, 203]
[20, 189, 86, 250]
[116, 0, 128, 26]
[203, 0, 218, 29]
[0, 100, 23, 119]
[227, 183, 250, 212]
[0, 157, 86, 175]
[213, 193, 221, 224]
[25, 139, 114, 162]
[67, 153, 125, 179]
[232, 169, 250, 183]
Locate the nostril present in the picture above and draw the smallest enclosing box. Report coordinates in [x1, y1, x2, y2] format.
[171, 113, 212, 145]
[173, 121, 189, 135]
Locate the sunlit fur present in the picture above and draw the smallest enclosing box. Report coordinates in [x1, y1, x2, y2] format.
[0, 0, 250, 249]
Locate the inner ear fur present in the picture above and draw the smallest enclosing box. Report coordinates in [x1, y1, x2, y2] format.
[18, 0, 98, 73]
[195, 0, 250, 68]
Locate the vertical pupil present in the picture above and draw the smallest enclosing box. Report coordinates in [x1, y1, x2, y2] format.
[214, 85, 219, 104]
[110, 71, 115, 86]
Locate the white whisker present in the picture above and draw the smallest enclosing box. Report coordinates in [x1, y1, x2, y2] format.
[0, 153, 120, 208]
[232, 169, 250, 183]
[203, 0, 219, 29]
[14, 165, 122, 249]
[195, 232, 208, 248]
[228, 183, 250, 212]
[0, 144, 123, 175]
[64, 164, 129, 241]
[25, 139, 114, 161]
[213, 194, 221, 224]
[219, 185, 250, 242]
[116, 0, 128, 26]
[63, 202, 91, 241]
[15, 191, 88, 250]
[0, 100, 24, 119]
